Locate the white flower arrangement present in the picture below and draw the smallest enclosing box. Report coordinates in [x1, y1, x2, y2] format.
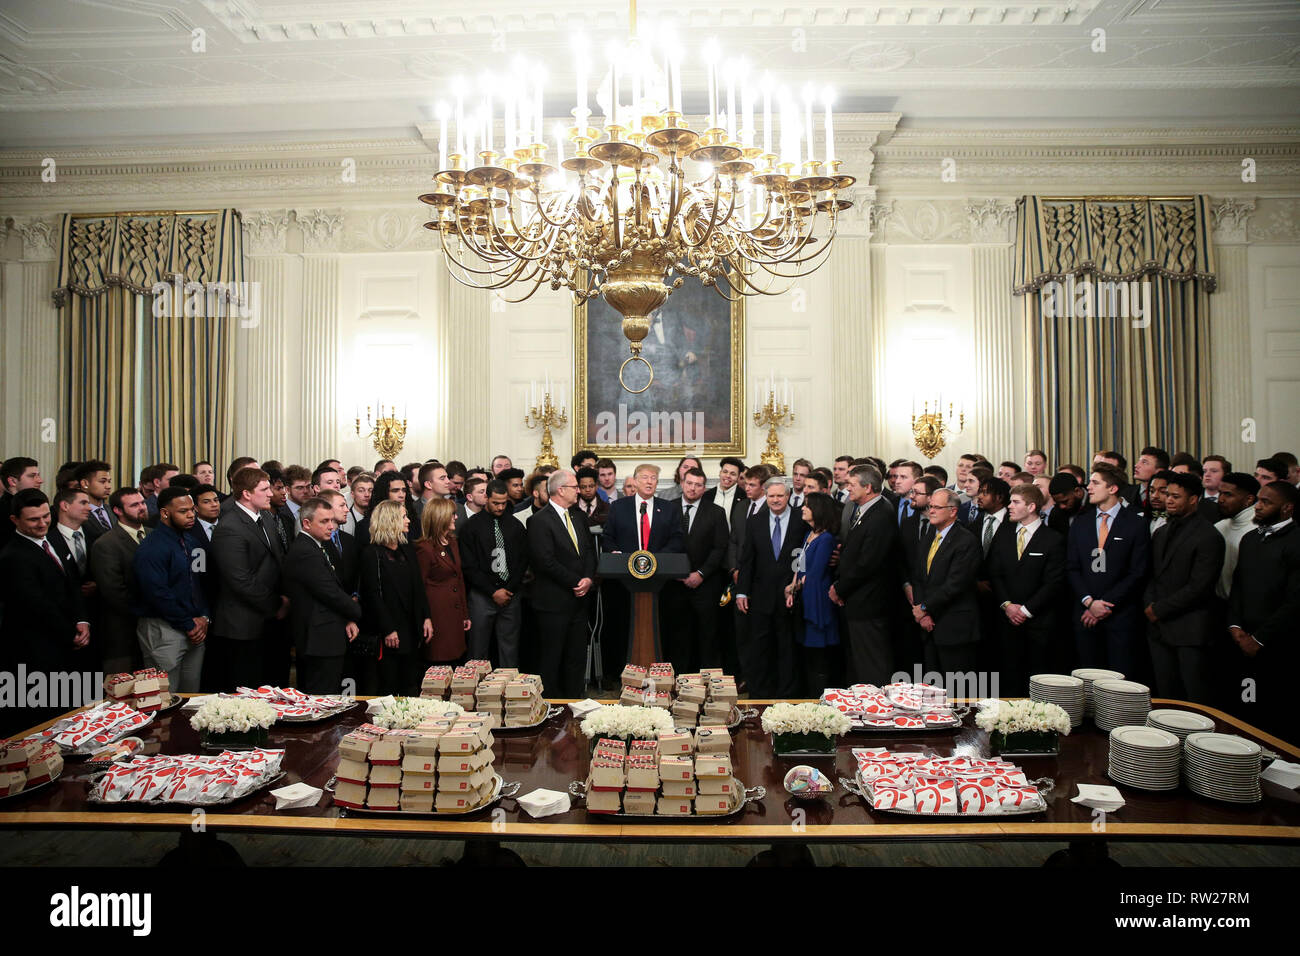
[189, 697, 276, 735]
[975, 699, 1072, 736]
[372, 696, 465, 730]
[761, 702, 852, 738]
[580, 705, 675, 740]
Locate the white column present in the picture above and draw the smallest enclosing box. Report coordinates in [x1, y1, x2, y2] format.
[299, 254, 341, 465]
[443, 271, 491, 464]
[1211, 243, 1251, 469]
[869, 243, 889, 452]
[971, 245, 1017, 460]
[19, 260, 60, 453]
[234, 255, 289, 462]
[830, 235, 875, 454]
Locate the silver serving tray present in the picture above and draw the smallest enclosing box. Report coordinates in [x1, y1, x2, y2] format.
[0, 769, 62, 801]
[327, 773, 520, 816]
[85, 770, 287, 807]
[275, 698, 361, 724]
[157, 694, 183, 714]
[672, 706, 757, 735]
[567, 779, 766, 820]
[839, 775, 1053, 817]
[493, 705, 564, 733]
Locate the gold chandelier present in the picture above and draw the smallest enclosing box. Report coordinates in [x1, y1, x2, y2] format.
[418, 0, 854, 390]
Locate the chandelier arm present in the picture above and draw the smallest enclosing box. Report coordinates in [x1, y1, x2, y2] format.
[439, 228, 526, 282]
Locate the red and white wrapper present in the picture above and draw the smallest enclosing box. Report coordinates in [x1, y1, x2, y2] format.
[913, 779, 958, 813]
[857, 760, 902, 780]
[924, 711, 958, 727]
[987, 770, 1029, 787]
[870, 785, 915, 811]
[958, 777, 999, 813]
[892, 715, 926, 729]
[998, 786, 1043, 810]
[867, 772, 915, 790]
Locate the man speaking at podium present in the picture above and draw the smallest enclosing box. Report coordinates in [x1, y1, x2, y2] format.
[601, 463, 686, 557]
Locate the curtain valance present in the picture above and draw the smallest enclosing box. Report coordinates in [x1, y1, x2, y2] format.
[52, 209, 244, 307]
[1013, 196, 1216, 295]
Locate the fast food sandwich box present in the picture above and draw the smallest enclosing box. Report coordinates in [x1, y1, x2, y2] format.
[437, 766, 493, 794]
[400, 772, 437, 792]
[368, 764, 402, 787]
[403, 732, 442, 758]
[131, 671, 160, 695]
[702, 700, 732, 720]
[629, 739, 659, 759]
[338, 731, 379, 763]
[694, 727, 730, 754]
[475, 682, 505, 702]
[694, 754, 732, 779]
[489, 667, 520, 678]
[694, 791, 735, 815]
[503, 680, 538, 701]
[625, 754, 659, 791]
[696, 775, 737, 796]
[437, 748, 491, 774]
[620, 664, 648, 689]
[335, 757, 370, 785]
[699, 713, 728, 727]
[660, 778, 696, 798]
[366, 787, 401, 810]
[26, 745, 62, 785]
[367, 736, 405, 765]
[700, 667, 725, 677]
[436, 729, 481, 755]
[104, 673, 135, 699]
[155, 671, 170, 692]
[658, 754, 693, 782]
[401, 752, 438, 775]
[676, 683, 707, 705]
[656, 731, 692, 755]
[0, 771, 27, 797]
[588, 758, 625, 790]
[435, 789, 486, 812]
[585, 786, 622, 814]
[709, 682, 738, 704]
[594, 737, 627, 756]
[466, 659, 493, 677]
[621, 790, 656, 814]
[671, 700, 700, 721]
[416, 717, 456, 736]
[400, 791, 435, 812]
[0, 738, 41, 771]
[450, 694, 477, 710]
[453, 720, 495, 748]
[450, 674, 479, 696]
[333, 780, 367, 808]
[656, 796, 693, 815]
[648, 691, 672, 709]
[132, 693, 163, 713]
[619, 686, 647, 706]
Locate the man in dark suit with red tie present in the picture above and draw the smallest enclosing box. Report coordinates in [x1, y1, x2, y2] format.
[527, 470, 598, 698]
[601, 464, 686, 556]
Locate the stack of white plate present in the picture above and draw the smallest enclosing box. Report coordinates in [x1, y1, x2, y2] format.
[1091, 679, 1152, 732]
[1146, 708, 1215, 742]
[1071, 668, 1125, 719]
[1029, 674, 1086, 727]
[1107, 725, 1181, 791]
[1184, 733, 1263, 804]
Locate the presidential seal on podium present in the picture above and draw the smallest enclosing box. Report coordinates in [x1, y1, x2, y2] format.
[627, 550, 657, 580]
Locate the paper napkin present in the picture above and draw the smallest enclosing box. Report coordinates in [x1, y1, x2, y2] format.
[365, 695, 396, 715]
[270, 782, 324, 810]
[1071, 783, 1125, 812]
[1261, 760, 1300, 790]
[568, 698, 603, 717]
[517, 788, 571, 818]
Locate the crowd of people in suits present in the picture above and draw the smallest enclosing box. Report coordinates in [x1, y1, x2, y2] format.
[0, 443, 1296, 739]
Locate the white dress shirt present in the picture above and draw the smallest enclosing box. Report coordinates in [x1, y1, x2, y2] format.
[55, 522, 88, 572]
[1215, 505, 1256, 600]
[632, 495, 656, 548]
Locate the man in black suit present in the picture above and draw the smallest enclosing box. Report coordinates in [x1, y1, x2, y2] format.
[1143, 472, 1225, 704]
[909, 488, 983, 674]
[986, 483, 1067, 695]
[462, 480, 530, 667]
[1227, 480, 1300, 737]
[282, 497, 362, 694]
[74, 459, 115, 551]
[527, 470, 597, 697]
[574, 467, 610, 530]
[89, 487, 149, 675]
[601, 463, 686, 556]
[701, 457, 747, 533]
[316, 489, 360, 595]
[218, 457, 259, 516]
[830, 464, 900, 686]
[1066, 462, 1151, 679]
[660, 467, 729, 672]
[726, 465, 770, 688]
[0, 457, 43, 550]
[46, 487, 96, 599]
[1046, 473, 1086, 536]
[736, 476, 807, 698]
[208, 467, 287, 690]
[1093, 451, 1143, 510]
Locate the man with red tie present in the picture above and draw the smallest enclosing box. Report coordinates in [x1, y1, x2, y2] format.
[600, 464, 686, 556]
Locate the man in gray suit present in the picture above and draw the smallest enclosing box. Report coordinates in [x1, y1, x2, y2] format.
[89, 487, 150, 674]
[209, 467, 287, 690]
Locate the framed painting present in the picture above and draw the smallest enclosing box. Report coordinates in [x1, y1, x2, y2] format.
[574, 278, 745, 459]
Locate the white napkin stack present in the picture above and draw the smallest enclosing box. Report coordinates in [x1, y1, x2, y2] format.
[1261, 760, 1300, 790]
[1071, 783, 1125, 812]
[182, 694, 220, 710]
[365, 695, 396, 715]
[516, 788, 571, 818]
[270, 782, 324, 810]
[568, 698, 603, 718]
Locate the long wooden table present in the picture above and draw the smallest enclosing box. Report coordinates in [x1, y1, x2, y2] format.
[1, 699, 1297, 845]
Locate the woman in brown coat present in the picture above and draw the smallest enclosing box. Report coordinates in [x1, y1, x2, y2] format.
[415, 498, 471, 664]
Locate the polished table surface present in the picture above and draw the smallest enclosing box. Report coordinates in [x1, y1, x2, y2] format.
[1, 699, 1298, 843]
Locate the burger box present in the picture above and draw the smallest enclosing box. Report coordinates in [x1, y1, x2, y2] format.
[333, 780, 367, 808]
[701, 667, 725, 677]
[648, 691, 673, 709]
[131, 674, 160, 695]
[618, 686, 647, 706]
[26, 749, 62, 785]
[454, 719, 495, 745]
[466, 659, 493, 676]
[435, 789, 486, 812]
[621, 663, 648, 687]
[658, 755, 694, 782]
[710, 685, 739, 705]
[133, 694, 163, 713]
[694, 727, 731, 754]
[504, 699, 539, 717]
[699, 714, 728, 727]
[504, 712, 538, 727]
[368, 764, 402, 787]
[104, 674, 135, 698]
[702, 700, 732, 720]
[400, 772, 437, 792]
[677, 683, 708, 705]
[490, 667, 520, 678]
[588, 758, 626, 790]
[697, 775, 737, 796]
[401, 752, 438, 775]
[367, 736, 405, 765]
[595, 737, 627, 756]
[400, 791, 435, 812]
[671, 701, 700, 722]
[335, 757, 370, 784]
[475, 682, 505, 701]
[694, 754, 733, 779]
[504, 680, 538, 701]
[436, 729, 480, 755]
[650, 674, 675, 693]
[625, 755, 659, 790]
[0, 770, 27, 797]
[403, 732, 442, 758]
[416, 718, 456, 736]
[656, 796, 693, 815]
[437, 748, 491, 774]
[438, 765, 493, 793]
[450, 694, 477, 710]
[629, 739, 659, 758]
[584, 785, 622, 814]
[694, 792, 735, 815]
[660, 778, 696, 798]
[450, 671, 479, 692]
[621, 790, 657, 815]
[0, 739, 40, 772]
[648, 662, 674, 677]
[366, 787, 401, 810]
[155, 672, 171, 692]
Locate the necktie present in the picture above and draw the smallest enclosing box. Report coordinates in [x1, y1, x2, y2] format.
[749, 500, 760, 518]
[94, 506, 111, 530]
[563, 510, 581, 554]
[493, 519, 508, 581]
[982, 515, 995, 553]
[42, 539, 63, 570]
[331, 530, 341, 549]
[850, 503, 860, 526]
[320, 542, 336, 574]
[926, 530, 942, 573]
[1097, 512, 1110, 549]
[683, 503, 693, 533]
[640, 501, 650, 550]
[771, 514, 782, 558]
[1017, 526, 1027, 559]
[71, 530, 86, 571]
[272, 515, 287, 550]
[136, 530, 146, 544]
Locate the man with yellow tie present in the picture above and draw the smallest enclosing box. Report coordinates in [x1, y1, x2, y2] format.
[526, 469, 597, 697]
[909, 488, 983, 676]
[986, 484, 1067, 695]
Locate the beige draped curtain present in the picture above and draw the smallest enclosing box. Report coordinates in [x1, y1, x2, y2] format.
[1013, 196, 1216, 468]
[53, 210, 244, 484]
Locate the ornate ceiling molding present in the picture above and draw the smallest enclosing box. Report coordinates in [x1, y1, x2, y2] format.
[966, 199, 1017, 244]
[242, 208, 290, 256]
[296, 209, 345, 253]
[1210, 197, 1257, 244]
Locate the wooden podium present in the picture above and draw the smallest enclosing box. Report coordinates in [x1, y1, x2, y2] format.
[597, 550, 690, 668]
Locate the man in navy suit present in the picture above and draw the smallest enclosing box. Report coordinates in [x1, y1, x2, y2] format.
[601, 463, 685, 556]
[1066, 462, 1151, 679]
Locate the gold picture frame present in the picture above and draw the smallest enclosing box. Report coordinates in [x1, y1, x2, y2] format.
[574, 284, 745, 460]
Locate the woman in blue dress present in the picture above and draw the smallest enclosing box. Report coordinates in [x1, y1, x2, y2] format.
[785, 492, 842, 697]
